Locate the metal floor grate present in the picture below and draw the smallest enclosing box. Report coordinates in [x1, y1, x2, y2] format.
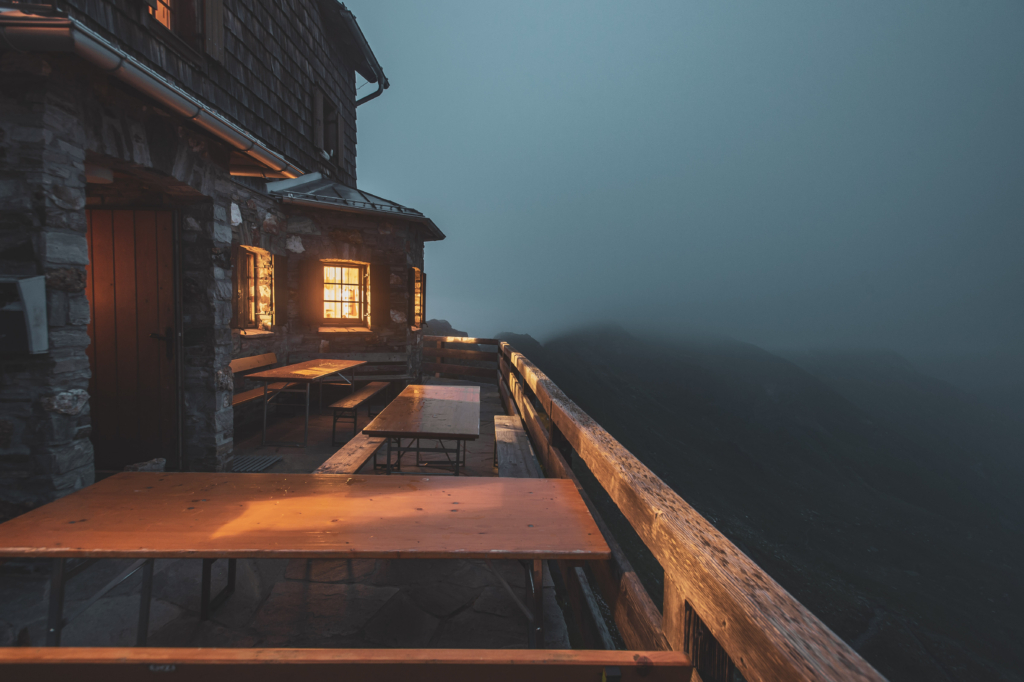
[231, 455, 282, 473]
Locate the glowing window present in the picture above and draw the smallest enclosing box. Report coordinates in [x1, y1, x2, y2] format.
[150, 0, 173, 30]
[323, 263, 367, 325]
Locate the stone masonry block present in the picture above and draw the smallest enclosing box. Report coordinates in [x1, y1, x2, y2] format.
[43, 231, 88, 265]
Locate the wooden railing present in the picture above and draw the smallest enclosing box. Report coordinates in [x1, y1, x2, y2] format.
[422, 335, 886, 682]
[422, 336, 500, 382]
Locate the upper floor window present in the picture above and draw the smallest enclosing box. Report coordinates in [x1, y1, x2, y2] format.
[313, 89, 344, 167]
[147, 0, 218, 57]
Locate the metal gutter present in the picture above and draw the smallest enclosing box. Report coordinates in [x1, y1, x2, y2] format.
[0, 8, 305, 178]
[336, 3, 390, 107]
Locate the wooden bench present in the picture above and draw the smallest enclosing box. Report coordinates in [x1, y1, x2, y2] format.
[314, 433, 387, 474]
[495, 414, 543, 478]
[329, 381, 390, 445]
[229, 353, 293, 407]
[0, 647, 693, 681]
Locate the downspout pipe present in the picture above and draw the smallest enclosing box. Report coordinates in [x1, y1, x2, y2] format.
[0, 9, 305, 178]
[336, 4, 389, 107]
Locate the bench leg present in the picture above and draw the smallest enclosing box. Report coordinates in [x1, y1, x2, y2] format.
[201, 558, 237, 621]
[46, 558, 66, 646]
[135, 559, 154, 647]
[533, 559, 545, 648]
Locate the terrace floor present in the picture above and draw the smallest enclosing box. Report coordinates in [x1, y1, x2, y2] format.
[0, 379, 571, 650]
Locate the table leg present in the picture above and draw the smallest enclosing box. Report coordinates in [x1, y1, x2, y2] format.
[46, 558, 66, 646]
[261, 382, 268, 446]
[533, 559, 545, 648]
[136, 559, 154, 646]
[386, 437, 392, 475]
[201, 558, 213, 620]
[303, 383, 310, 447]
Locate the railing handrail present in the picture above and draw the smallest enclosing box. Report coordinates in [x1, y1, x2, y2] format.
[497, 341, 886, 682]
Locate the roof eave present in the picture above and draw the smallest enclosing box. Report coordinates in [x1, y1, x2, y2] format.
[277, 194, 445, 241]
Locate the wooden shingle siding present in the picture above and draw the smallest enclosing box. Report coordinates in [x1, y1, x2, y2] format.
[63, 0, 360, 185]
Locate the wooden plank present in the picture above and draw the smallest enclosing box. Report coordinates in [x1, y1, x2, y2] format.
[494, 415, 543, 479]
[364, 385, 480, 440]
[154, 211, 176, 464]
[0, 647, 692, 682]
[247, 359, 365, 382]
[0, 473, 610, 561]
[230, 352, 278, 375]
[498, 373, 516, 418]
[498, 343, 885, 682]
[423, 335, 502, 346]
[423, 347, 498, 362]
[88, 209, 116, 465]
[422, 362, 495, 379]
[314, 434, 386, 474]
[328, 382, 388, 410]
[133, 211, 160, 460]
[112, 210, 139, 468]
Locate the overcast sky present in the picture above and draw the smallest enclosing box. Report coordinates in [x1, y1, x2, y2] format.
[351, 1, 1023, 359]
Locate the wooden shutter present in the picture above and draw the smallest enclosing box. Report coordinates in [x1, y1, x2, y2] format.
[299, 259, 322, 328]
[230, 245, 242, 329]
[313, 89, 324, 150]
[421, 271, 426, 325]
[204, 0, 225, 63]
[407, 267, 417, 328]
[370, 260, 390, 329]
[273, 254, 287, 328]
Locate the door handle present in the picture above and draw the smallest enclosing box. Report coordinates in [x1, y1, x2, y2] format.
[149, 326, 174, 362]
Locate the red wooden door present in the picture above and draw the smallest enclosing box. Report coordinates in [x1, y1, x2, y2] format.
[85, 210, 177, 471]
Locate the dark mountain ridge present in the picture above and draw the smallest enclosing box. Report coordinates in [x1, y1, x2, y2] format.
[497, 325, 1023, 682]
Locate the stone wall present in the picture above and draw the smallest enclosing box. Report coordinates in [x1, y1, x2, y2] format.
[0, 49, 431, 515]
[0, 53, 94, 519]
[226, 198, 428, 442]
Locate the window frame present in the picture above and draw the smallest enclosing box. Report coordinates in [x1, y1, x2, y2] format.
[233, 245, 274, 331]
[319, 260, 369, 328]
[145, 0, 208, 64]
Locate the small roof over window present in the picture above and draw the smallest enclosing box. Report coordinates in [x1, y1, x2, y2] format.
[267, 174, 445, 241]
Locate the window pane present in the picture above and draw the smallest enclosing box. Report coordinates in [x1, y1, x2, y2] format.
[324, 302, 341, 319]
[324, 283, 342, 302]
[151, 0, 172, 29]
[324, 266, 342, 284]
[342, 266, 360, 284]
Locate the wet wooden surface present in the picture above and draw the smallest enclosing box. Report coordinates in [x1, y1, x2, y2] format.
[0, 647, 692, 682]
[364, 385, 480, 440]
[246, 359, 365, 382]
[0, 473, 609, 560]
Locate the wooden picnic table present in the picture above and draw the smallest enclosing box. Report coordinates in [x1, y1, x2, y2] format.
[246, 359, 365, 447]
[362, 385, 480, 475]
[0, 472, 610, 648]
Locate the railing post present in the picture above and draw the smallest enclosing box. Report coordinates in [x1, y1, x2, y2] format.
[434, 339, 443, 378]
